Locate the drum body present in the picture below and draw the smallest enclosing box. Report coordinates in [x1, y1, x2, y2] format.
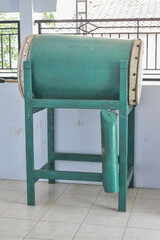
[18, 34, 143, 105]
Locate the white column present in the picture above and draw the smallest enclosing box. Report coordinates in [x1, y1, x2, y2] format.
[19, 0, 35, 43]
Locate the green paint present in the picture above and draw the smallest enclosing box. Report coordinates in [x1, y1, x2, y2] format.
[23, 37, 137, 212]
[27, 35, 134, 100]
[101, 110, 119, 193]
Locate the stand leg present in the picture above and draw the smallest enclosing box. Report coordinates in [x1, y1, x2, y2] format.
[24, 61, 35, 205]
[118, 61, 128, 212]
[119, 116, 128, 212]
[47, 108, 55, 184]
[128, 108, 135, 188]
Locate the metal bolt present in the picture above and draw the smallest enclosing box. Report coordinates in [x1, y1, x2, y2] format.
[137, 44, 140, 47]
[135, 56, 138, 59]
[133, 73, 136, 76]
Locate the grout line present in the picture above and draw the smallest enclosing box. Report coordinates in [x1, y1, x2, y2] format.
[22, 182, 71, 240]
[121, 188, 139, 240]
[72, 186, 102, 240]
[0, 190, 26, 217]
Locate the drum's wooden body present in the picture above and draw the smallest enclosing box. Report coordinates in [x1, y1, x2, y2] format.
[18, 34, 143, 105]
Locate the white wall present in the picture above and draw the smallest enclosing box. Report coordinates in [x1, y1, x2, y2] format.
[1, 0, 160, 189]
[134, 85, 160, 188]
[0, 84, 160, 188]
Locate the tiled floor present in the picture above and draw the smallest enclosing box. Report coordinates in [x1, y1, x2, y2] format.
[0, 180, 160, 239]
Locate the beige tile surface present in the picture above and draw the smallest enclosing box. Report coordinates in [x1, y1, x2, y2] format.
[25, 238, 50, 240]
[123, 228, 160, 240]
[0, 182, 160, 240]
[0, 237, 23, 240]
[84, 207, 130, 227]
[27, 220, 79, 240]
[0, 201, 13, 215]
[128, 212, 160, 230]
[0, 180, 26, 191]
[55, 194, 97, 208]
[0, 189, 25, 203]
[15, 182, 68, 205]
[74, 224, 125, 240]
[0, 180, 6, 184]
[35, 182, 69, 194]
[64, 184, 102, 196]
[132, 198, 160, 213]
[17, 191, 60, 205]
[137, 188, 160, 200]
[42, 204, 88, 223]
[100, 188, 138, 199]
[1, 202, 51, 220]
[93, 196, 135, 212]
[0, 217, 36, 238]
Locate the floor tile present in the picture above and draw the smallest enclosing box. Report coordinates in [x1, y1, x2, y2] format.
[36, 182, 69, 194]
[84, 207, 130, 227]
[132, 198, 160, 213]
[100, 188, 138, 199]
[123, 227, 160, 240]
[137, 188, 160, 200]
[1, 202, 51, 220]
[0, 201, 13, 215]
[128, 212, 160, 230]
[0, 236, 23, 240]
[17, 191, 60, 205]
[55, 194, 97, 208]
[27, 220, 79, 240]
[25, 238, 50, 240]
[74, 224, 125, 240]
[0, 180, 26, 191]
[93, 196, 134, 212]
[64, 184, 102, 196]
[0, 180, 6, 184]
[42, 204, 88, 223]
[0, 189, 25, 203]
[0, 217, 36, 238]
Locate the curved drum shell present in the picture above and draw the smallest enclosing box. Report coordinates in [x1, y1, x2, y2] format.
[18, 34, 143, 106]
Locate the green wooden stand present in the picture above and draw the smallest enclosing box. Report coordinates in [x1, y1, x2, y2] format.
[24, 60, 135, 212]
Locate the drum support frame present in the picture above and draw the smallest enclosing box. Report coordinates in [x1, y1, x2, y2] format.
[24, 60, 134, 212]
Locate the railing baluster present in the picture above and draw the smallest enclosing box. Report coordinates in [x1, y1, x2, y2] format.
[18, 21, 21, 51]
[1, 35, 4, 69]
[137, 20, 139, 39]
[9, 35, 12, 69]
[146, 33, 149, 70]
[155, 33, 157, 70]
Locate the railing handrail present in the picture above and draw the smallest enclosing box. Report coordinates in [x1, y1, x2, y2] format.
[35, 18, 160, 24]
[0, 20, 20, 24]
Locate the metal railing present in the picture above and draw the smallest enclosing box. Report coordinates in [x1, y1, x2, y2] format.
[0, 21, 20, 77]
[1, 19, 160, 80]
[35, 18, 160, 81]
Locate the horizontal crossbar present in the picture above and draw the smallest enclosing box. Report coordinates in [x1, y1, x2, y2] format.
[31, 99, 120, 110]
[54, 153, 102, 162]
[33, 170, 102, 182]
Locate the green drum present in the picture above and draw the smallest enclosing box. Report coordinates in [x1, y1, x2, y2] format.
[18, 34, 143, 106]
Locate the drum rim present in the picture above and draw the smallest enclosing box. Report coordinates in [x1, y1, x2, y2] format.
[17, 34, 36, 98]
[129, 39, 144, 106]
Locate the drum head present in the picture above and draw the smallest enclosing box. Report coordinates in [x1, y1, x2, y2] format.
[129, 39, 144, 106]
[17, 34, 35, 98]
